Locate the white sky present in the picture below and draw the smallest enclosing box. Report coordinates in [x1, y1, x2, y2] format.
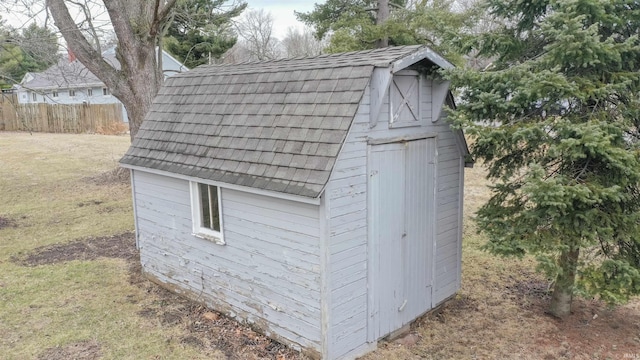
[3, 1, 318, 40]
[245, 0, 317, 39]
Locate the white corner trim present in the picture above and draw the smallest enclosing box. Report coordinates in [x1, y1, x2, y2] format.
[369, 67, 392, 128]
[432, 80, 451, 122]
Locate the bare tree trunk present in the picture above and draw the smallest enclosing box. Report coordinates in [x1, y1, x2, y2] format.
[47, 0, 176, 141]
[548, 247, 580, 318]
[375, 0, 389, 48]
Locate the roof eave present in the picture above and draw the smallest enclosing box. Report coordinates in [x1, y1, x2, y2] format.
[119, 162, 322, 205]
[391, 46, 454, 73]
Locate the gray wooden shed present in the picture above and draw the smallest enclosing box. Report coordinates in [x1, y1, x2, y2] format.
[120, 45, 470, 359]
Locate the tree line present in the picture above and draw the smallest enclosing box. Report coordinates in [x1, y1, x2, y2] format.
[2, 0, 639, 320]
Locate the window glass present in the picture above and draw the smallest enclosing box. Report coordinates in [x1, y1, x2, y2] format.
[210, 186, 220, 232]
[192, 182, 223, 244]
[199, 183, 212, 229]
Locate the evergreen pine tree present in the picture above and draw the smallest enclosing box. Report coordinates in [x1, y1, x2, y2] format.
[164, 0, 245, 68]
[447, 0, 640, 317]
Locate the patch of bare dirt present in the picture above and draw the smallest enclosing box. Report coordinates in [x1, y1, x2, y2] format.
[20, 232, 304, 358]
[505, 275, 553, 310]
[37, 339, 101, 360]
[526, 298, 640, 359]
[83, 167, 130, 186]
[123, 252, 305, 359]
[77, 200, 104, 207]
[0, 216, 17, 229]
[420, 277, 640, 360]
[501, 274, 640, 359]
[18, 232, 136, 266]
[129, 262, 305, 359]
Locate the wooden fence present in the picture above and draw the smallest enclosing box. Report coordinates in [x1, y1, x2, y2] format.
[0, 94, 127, 134]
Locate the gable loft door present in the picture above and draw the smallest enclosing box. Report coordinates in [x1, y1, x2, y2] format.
[368, 138, 436, 340]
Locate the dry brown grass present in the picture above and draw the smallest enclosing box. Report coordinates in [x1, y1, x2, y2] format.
[96, 121, 129, 135]
[0, 132, 223, 360]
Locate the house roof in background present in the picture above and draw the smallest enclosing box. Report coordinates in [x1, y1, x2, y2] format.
[120, 45, 448, 198]
[20, 55, 111, 90]
[19, 49, 188, 91]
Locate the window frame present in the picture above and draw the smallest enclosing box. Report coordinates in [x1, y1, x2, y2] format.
[190, 181, 225, 245]
[103, 88, 110, 96]
[87, 88, 93, 96]
[69, 89, 76, 97]
[31, 92, 37, 101]
[52, 90, 58, 98]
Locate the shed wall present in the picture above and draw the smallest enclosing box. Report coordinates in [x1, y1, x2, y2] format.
[131, 170, 323, 354]
[431, 112, 464, 304]
[325, 74, 463, 358]
[325, 95, 371, 359]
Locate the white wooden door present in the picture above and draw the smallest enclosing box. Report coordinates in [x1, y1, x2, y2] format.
[369, 138, 435, 340]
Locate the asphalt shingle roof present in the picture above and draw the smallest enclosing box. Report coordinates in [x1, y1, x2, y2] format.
[120, 45, 432, 198]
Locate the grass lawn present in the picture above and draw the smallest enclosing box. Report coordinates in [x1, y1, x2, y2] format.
[0, 132, 638, 359]
[0, 132, 227, 360]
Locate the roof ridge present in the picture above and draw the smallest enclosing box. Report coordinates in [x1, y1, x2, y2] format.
[201, 45, 426, 70]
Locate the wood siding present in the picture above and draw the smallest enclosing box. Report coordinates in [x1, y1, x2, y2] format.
[131, 170, 323, 354]
[369, 139, 435, 338]
[325, 73, 463, 358]
[324, 101, 369, 359]
[431, 115, 464, 305]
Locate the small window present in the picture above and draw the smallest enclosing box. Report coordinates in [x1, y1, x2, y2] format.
[69, 89, 76, 97]
[103, 88, 110, 96]
[190, 182, 224, 244]
[31, 92, 37, 101]
[52, 90, 58, 98]
[87, 88, 93, 96]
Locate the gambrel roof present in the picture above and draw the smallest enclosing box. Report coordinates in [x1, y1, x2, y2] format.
[120, 45, 453, 198]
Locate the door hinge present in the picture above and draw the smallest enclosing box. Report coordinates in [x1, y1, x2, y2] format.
[398, 299, 408, 312]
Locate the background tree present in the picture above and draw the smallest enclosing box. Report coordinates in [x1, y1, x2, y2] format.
[164, 0, 246, 68]
[281, 27, 324, 58]
[295, 0, 379, 42]
[376, 0, 389, 48]
[296, 0, 476, 64]
[296, 0, 395, 52]
[233, 8, 280, 61]
[0, 22, 58, 88]
[446, 0, 640, 317]
[44, 0, 181, 140]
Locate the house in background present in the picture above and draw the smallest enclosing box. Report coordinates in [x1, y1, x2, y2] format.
[15, 48, 187, 122]
[120, 45, 471, 359]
